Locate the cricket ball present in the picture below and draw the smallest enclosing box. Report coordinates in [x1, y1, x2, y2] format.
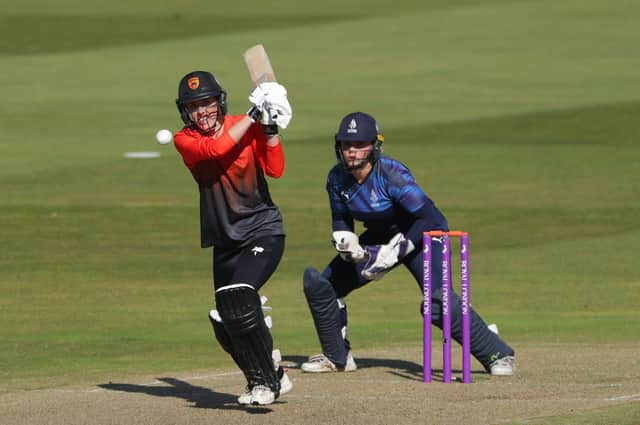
[155, 129, 173, 145]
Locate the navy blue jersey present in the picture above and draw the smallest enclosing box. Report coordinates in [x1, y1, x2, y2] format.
[326, 155, 448, 246]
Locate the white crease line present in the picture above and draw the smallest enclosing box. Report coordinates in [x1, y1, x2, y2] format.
[126, 371, 244, 387]
[606, 393, 640, 401]
[180, 371, 243, 382]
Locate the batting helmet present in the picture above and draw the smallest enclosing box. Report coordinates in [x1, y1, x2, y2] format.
[176, 71, 228, 127]
[334, 112, 384, 170]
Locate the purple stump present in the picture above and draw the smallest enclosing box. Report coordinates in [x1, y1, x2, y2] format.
[442, 235, 452, 383]
[460, 234, 471, 383]
[422, 233, 432, 383]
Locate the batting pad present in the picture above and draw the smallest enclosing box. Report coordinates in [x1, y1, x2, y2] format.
[208, 310, 239, 362]
[215, 284, 279, 392]
[303, 267, 350, 367]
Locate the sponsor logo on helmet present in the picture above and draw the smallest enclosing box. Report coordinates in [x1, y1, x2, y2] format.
[188, 77, 200, 90]
[347, 118, 358, 134]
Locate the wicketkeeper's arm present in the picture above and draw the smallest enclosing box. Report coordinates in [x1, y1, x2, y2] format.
[402, 203, 447, 249]
[331, 210, 354, 233]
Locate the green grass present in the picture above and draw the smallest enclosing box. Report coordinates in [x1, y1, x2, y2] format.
[1, 1, 639, 423]
[505, 403, 640, 425]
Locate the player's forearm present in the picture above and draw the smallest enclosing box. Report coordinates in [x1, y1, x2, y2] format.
[227, 116, 253, 142]
[266, 134, 280, 147]
[263, 142, 285, 177]
[404, 204, 448, 247]
[331, 212, 354, 232]
[175, 131, 237, 165]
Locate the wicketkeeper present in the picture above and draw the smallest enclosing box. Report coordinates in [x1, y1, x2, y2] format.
[172, 70, 293, 405]
[302, 112, 516, 376]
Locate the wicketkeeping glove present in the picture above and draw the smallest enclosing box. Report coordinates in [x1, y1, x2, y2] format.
[332, 231, 368, 263]
[361, 233, 415, 280]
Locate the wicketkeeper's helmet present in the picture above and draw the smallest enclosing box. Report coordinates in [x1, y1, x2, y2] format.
[334, 111, 384, 170]
[176, 71, 227, 127]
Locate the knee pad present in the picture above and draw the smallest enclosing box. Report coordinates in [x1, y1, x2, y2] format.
[215, 284, 263, 335]
[303, 267, 333, 298]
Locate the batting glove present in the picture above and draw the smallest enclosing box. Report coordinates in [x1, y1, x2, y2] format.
[247, 85, 268, 122]
[259, 82, 293, 129]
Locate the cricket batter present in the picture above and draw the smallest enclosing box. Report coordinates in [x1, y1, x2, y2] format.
[173, 70, 293, 405]
[302, 112, 516, 376]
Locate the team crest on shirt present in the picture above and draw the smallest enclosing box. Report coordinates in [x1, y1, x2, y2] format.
[370, 189, 380, 207]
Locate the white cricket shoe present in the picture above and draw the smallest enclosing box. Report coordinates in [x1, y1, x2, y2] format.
[279, 368, 293, 395]
[273, 348, 293, 397]
[249, 385, 275, 405]
[237, 386, 253, 405]
[237, 367, 292, 405]
[490, 355, 515, 376]
[301, 352, 357, 373]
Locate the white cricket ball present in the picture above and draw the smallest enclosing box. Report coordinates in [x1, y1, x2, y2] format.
[155, 129, 173, 145]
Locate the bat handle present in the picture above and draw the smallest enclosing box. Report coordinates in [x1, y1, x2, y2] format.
[260, 110, 275, 125]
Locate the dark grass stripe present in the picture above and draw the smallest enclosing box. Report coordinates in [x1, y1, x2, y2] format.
[297, 101, 640, 146]
[0, 14, 351, 55]
[0, 0, 524, 56]
[395, 101, 640, 146]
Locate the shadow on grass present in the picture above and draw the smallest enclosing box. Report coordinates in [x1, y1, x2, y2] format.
[99, 377, 278, 413]
[283, 355, 487, 383]
[99, 356, 489, 409]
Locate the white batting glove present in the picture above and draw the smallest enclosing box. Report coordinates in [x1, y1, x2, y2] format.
[272, 110, 292, 129]
[249, 85, 267, 111]
[258, 82, 293, 129]
[361, 233, 415, 280]
[247, 86, 268, 122]
[332, 231, 368, 263]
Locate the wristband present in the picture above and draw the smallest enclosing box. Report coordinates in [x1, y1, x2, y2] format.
[262, 124, 278, 136]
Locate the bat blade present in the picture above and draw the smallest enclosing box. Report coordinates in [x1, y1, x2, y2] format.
[243, 44, 277, 86]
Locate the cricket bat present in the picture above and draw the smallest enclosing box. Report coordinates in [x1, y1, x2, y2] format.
[243, 44, 277, 86]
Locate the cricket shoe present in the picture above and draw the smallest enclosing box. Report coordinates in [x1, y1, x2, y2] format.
[237, 386, 253, 405]
[301, 352, 357, 373]
[489, 355, 515, 376]
[273, 348, 293, 397]
[249, 385, 275, 405]
[237, 367, 292, 405]
[278, 366, 293, 396]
